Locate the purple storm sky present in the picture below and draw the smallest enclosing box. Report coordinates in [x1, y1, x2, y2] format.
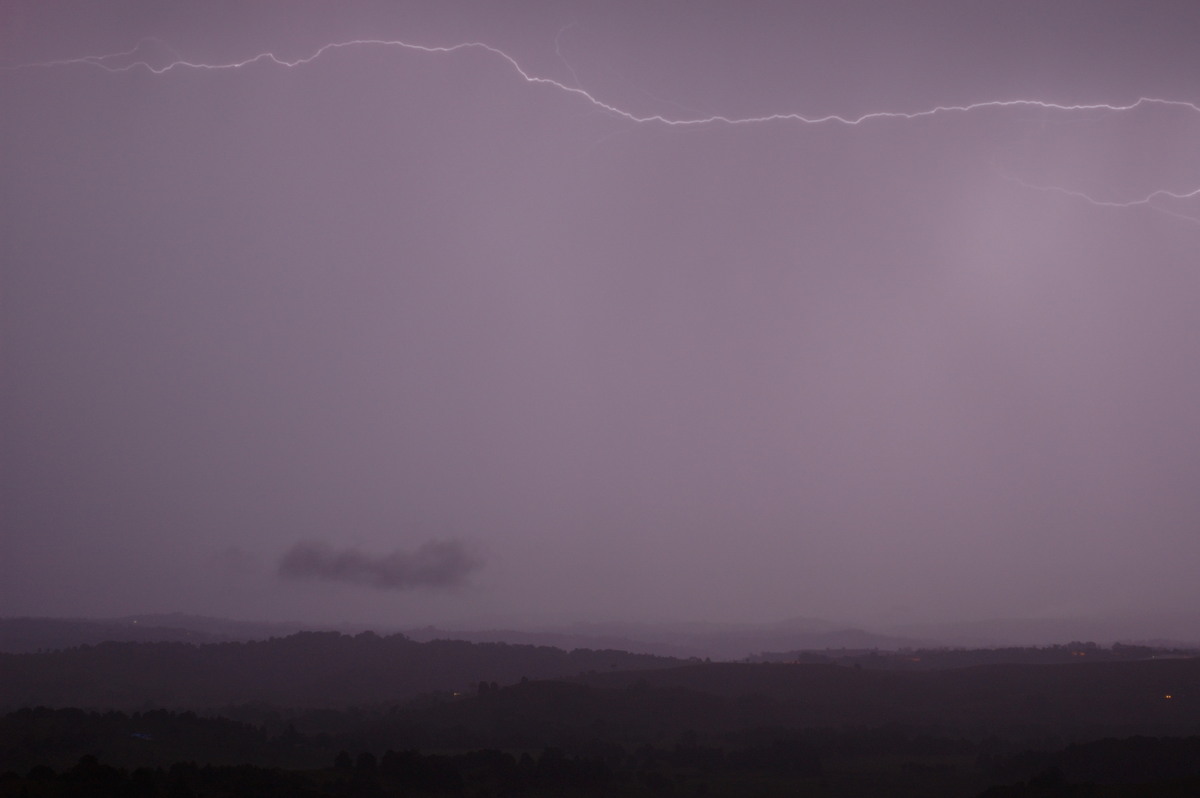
[3, 0, 1199, 630]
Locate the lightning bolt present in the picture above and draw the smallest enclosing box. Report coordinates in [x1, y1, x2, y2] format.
[1004, 178, 1200, 226]
[8, 37, 1199, 224]
[10, 36, 185, 72]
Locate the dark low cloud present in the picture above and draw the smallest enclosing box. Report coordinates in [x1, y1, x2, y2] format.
[278, 540, 482, 590]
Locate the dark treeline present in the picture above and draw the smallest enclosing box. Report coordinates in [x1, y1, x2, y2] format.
[4, 707, 1200, 797]
[568, 659, 1199, 738]
[3, 635, 1199, 795]
[0, 617, 236, 654]
[3, 633, 1197, 733]
[0, 689, 979, 771]
[751, 641, 1198, 669]
[0, 632, 681, 710]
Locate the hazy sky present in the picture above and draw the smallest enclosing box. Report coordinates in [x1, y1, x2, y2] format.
[4, 0, 1199, 629]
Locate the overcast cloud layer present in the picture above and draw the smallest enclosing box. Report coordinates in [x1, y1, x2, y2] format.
[3, 0, 1199, 630]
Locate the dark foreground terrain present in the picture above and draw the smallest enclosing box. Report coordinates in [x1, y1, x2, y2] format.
[1, 631, 1197, 796]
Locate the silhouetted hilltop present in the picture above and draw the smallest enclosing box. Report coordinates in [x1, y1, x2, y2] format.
[4, 652, 1199, 796]
[4, 633, 1195, 740]
[565, 659, 1199, 736]
[0, 617, 233, 653]
[0, 615, 314, 653]
[15, 613, 1195, 660]
[0, 631, 682, 710]
[403, 618, 929, 659]
[889, 613, 1200, 648]
[3, 615, 920, 659]
[357, 658, 1199, 749]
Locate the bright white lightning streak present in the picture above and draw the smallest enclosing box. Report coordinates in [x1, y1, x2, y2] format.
[10, 37, 1200, 221]
[1007, 178, 1200, 225]
[13, 36, 185, 71]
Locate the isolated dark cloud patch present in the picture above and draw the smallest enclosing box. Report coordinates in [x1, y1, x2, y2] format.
[278, 540, 482, 590]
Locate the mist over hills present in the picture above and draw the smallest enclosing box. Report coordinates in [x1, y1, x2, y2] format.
[401, 618, 931, 660]
[891, 613, 1200, 649]
[0, 615, 300, 654]
[0, 615, 922, 658]
[4, 612, 1198, 658]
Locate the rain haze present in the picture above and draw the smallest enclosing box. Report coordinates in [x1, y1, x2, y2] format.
[3, 0, 1199, 637]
